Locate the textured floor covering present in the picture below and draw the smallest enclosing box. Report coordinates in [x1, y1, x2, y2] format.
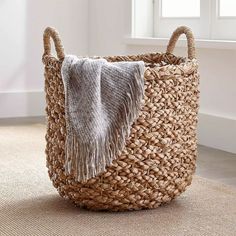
[0, 124, 236, 236]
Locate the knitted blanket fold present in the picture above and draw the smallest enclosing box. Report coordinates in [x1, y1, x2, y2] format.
[61, 56, 144, 182]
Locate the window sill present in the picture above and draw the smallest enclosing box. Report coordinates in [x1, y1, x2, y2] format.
[124, 37, 236, 50]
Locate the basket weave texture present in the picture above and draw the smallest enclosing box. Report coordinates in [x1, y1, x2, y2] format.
[43, 26, 200, 211]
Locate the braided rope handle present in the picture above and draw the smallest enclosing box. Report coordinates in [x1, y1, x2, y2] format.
[43, 26, 195, 60]
[43, 27, 65, 60]
[166, 26, 196, 60]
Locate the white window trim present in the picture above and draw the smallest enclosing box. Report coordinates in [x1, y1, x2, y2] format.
[154, 0, 210, 39]
[129, 0, 236, 49]
[124, 37, 236, 50]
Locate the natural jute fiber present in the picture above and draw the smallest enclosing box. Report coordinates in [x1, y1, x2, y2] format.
[42, 26, 200, 211]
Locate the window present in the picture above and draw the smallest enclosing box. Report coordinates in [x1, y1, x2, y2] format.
[211, 0, 236, 40]
[161, 0, 200, 18]
[219, 0, 236, 17]
[133, 0, 236, 40]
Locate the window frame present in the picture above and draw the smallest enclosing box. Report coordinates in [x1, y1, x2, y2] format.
[152, 0, 236, 40]
[211, 0, 236, 40]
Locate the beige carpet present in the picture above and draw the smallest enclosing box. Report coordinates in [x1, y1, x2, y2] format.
[0, 124, 236, 236]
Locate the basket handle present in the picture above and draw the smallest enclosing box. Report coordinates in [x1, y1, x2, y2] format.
[166, 26, 196, 60]
[43, 27, 65, 60]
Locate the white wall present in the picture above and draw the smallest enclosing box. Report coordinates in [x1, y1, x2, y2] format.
[0, 0, 88, 117]
[88, 0, 131, 56]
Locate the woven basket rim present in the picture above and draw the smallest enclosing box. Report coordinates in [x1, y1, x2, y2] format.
[42, 52, 198, 76]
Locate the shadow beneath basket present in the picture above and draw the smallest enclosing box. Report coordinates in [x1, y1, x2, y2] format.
[0, 193, 185, 216]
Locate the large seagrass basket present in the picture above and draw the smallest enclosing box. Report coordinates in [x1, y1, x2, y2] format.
[43, 26, 199, 211]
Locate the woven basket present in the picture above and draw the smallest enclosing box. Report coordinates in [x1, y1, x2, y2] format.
[43, 26, 199, 211]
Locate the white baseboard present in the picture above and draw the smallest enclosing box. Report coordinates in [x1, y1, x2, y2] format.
[0, 90, 45, 118]
[0, 91, 235, 153]
[198, 113, 236, 154]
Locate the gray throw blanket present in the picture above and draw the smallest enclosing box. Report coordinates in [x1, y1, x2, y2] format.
[61, 55, 144, 182]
